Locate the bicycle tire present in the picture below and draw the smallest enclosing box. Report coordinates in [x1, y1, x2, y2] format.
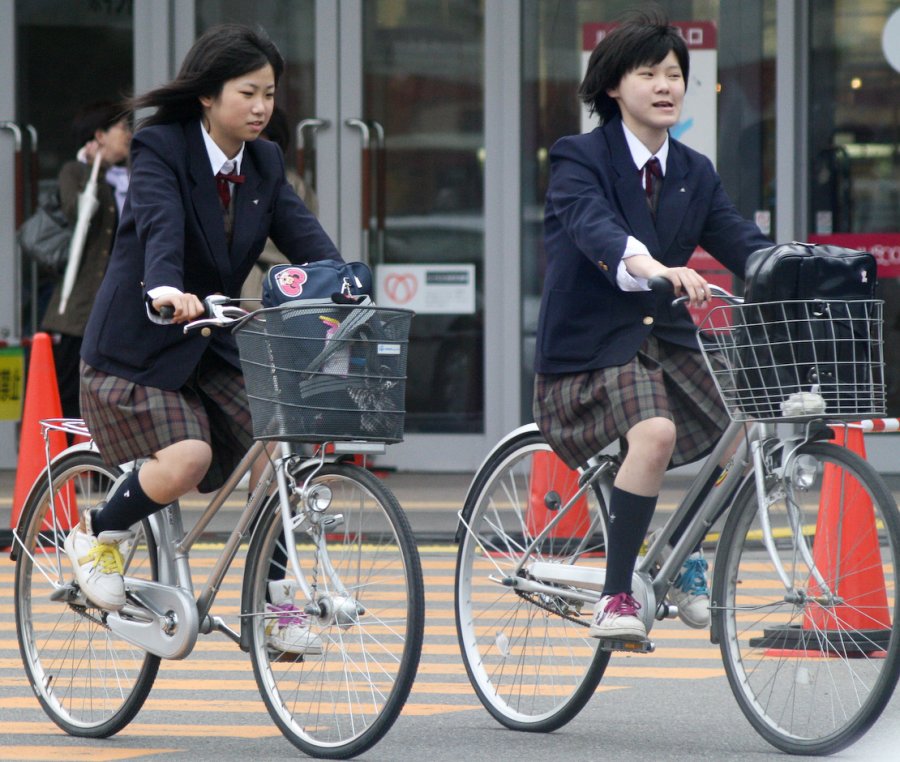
[715, 441, 900, 755]
[455, 429, 611, 731]
[245, 462, 424, 759]
[14, 449, 161, 737]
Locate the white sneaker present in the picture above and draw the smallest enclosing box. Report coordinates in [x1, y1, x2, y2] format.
[588, 592, 648, 641]
[265, 580, 323, 655]
[64, 509, 133, 611]
[650, 531, 710, 629]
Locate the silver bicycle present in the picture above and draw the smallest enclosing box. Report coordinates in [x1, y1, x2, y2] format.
[13, 296, 424, 759]
[454, 284, 900, 755]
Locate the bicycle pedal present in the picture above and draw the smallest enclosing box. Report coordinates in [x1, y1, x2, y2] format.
[596, 637, 655, 654]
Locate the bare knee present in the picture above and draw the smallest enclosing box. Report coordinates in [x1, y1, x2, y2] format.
[142, 440, 212, 502]
[623, 417, 676, 473]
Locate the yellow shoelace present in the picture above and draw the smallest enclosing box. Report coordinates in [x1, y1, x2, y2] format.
[82, 542, 125, 575]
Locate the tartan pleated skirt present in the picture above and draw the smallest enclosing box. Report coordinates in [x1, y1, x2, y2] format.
[80, 350, 254, 493]
[533, 334, 729, 470]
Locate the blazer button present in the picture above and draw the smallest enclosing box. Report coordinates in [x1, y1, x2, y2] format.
[201, 327, 212, 337]
[642, 316, 654, 326]
[597, 260, 609, 271]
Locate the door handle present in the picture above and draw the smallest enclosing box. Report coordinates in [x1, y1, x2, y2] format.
[369, 120, 386, 265]
[24, 125, 38, 214]
[345, 118, 372, 265]
[345, 118, 386, 266]
[295, 118, 330, 193]
[0, 122, 24, 227]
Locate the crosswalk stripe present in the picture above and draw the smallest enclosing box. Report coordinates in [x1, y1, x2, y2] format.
[0, 544, 738, 750]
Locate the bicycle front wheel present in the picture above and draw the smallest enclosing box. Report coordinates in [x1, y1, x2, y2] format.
[716, 442, 900, 755]
[455, 430, 610, 732]
[245, 462, 424, 759]
[14, 449, 161, 737]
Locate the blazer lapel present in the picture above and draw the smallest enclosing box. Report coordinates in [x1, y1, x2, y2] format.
[186, 122, 232, 283]
[655, 143, 691, 259]
[603, 123, 661, 254]
[229, 147, 264, 266]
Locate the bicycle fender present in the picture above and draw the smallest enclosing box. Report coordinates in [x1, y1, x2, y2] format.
[9, 441, 100, 560]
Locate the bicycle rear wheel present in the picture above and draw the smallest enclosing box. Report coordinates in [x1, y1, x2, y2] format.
[14, 449, 160, 737]
[245, 462, 424, 759]
[715, 442, 900, 755]
[455, 429, 610, 731]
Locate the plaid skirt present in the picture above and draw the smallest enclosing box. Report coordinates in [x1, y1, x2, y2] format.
[80, 351, 254, 493]
[533, 335, 729, 470]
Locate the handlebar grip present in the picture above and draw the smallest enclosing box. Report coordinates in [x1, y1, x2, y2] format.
[159, 305, 175, 320]
[648, 276, 674, 294]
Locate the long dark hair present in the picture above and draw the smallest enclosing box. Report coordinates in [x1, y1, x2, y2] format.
[579, 6, 689, 125]
[130, 24, 284, 128]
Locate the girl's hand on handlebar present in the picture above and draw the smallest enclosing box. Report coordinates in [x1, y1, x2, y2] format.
[152, 292, 205, 324]
[657, 266, 710, 308]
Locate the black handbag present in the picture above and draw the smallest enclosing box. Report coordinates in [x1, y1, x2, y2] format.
[17, 186, 72, 275]
[736, 242, 878, 418]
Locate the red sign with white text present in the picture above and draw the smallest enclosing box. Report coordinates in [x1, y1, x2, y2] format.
[808, 233, 900, 278]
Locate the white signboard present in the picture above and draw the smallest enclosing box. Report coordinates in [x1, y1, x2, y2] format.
[581, 21, 718, 164]
[375, 264, 476, 314]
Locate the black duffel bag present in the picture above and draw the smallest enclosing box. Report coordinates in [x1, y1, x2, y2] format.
[735, 242, 878, 419]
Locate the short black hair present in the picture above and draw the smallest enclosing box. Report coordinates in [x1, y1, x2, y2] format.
[579, 6, 689, 124]
[131, 23, 284, 128]
[72, 101, 127, 147]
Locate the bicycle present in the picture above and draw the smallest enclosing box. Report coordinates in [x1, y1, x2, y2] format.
[12, 295, 424, 759]
[454, 281, 900, 755]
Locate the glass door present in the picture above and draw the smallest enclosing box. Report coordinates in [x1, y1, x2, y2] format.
[197, 0, 490, 470]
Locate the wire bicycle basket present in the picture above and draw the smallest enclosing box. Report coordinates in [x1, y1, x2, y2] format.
[697, 299, 885, 422]
[234, 303, 413, 442]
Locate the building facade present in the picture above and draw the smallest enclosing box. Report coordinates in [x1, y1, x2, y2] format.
[0, 0, 898, 471]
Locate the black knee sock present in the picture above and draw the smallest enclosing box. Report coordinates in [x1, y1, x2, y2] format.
[602, 487, 657, 597]
[669, 466, 723, 552]
[92, 470, 168, 533]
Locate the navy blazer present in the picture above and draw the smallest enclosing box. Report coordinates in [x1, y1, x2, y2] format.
[81, 120, 341, 389]
[535, 116, 772, 375]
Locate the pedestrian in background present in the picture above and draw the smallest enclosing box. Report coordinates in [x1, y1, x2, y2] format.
[41, 101, 131, 419]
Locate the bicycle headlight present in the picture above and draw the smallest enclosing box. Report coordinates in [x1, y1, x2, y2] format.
[790, 454, 819, 490]
[305, 484, 333, 512]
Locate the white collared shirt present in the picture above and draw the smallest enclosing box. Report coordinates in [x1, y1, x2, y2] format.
[147, 123, 246, 301]
[617, 122, 669, 291]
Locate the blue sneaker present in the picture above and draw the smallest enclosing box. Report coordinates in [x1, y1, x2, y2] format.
[670, 552, 710, 629]
[650, 531, 710, 629]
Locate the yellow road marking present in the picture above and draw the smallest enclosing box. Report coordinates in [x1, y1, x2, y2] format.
[0, 747, 178, 761]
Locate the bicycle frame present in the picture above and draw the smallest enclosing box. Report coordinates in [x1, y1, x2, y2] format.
[16, 425, 362, 659]
[492, 417, 837, 630]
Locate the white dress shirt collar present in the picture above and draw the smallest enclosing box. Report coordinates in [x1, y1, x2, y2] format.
[200, 121, 245, 175]
[621, 121, 669, 176]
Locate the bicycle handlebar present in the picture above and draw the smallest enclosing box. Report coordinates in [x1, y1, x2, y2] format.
[647, 275, 742, 305]
[150, 295, 250, 333]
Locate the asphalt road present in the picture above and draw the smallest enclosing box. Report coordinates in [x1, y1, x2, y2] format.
[3, 542, 900, 762]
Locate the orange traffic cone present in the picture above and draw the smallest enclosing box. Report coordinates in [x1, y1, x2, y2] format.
[803, 425, 891, 637]
[10, 333, 72, 537]
[526, 451, 591, 541]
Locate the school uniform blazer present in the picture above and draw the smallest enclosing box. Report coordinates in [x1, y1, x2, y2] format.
[534, 116, 772, 376]
[81, 119, 342, 390]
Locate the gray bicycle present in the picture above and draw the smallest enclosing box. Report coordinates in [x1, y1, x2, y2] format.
[454, 282, 900, 755]
[13, 296, 424, 759]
